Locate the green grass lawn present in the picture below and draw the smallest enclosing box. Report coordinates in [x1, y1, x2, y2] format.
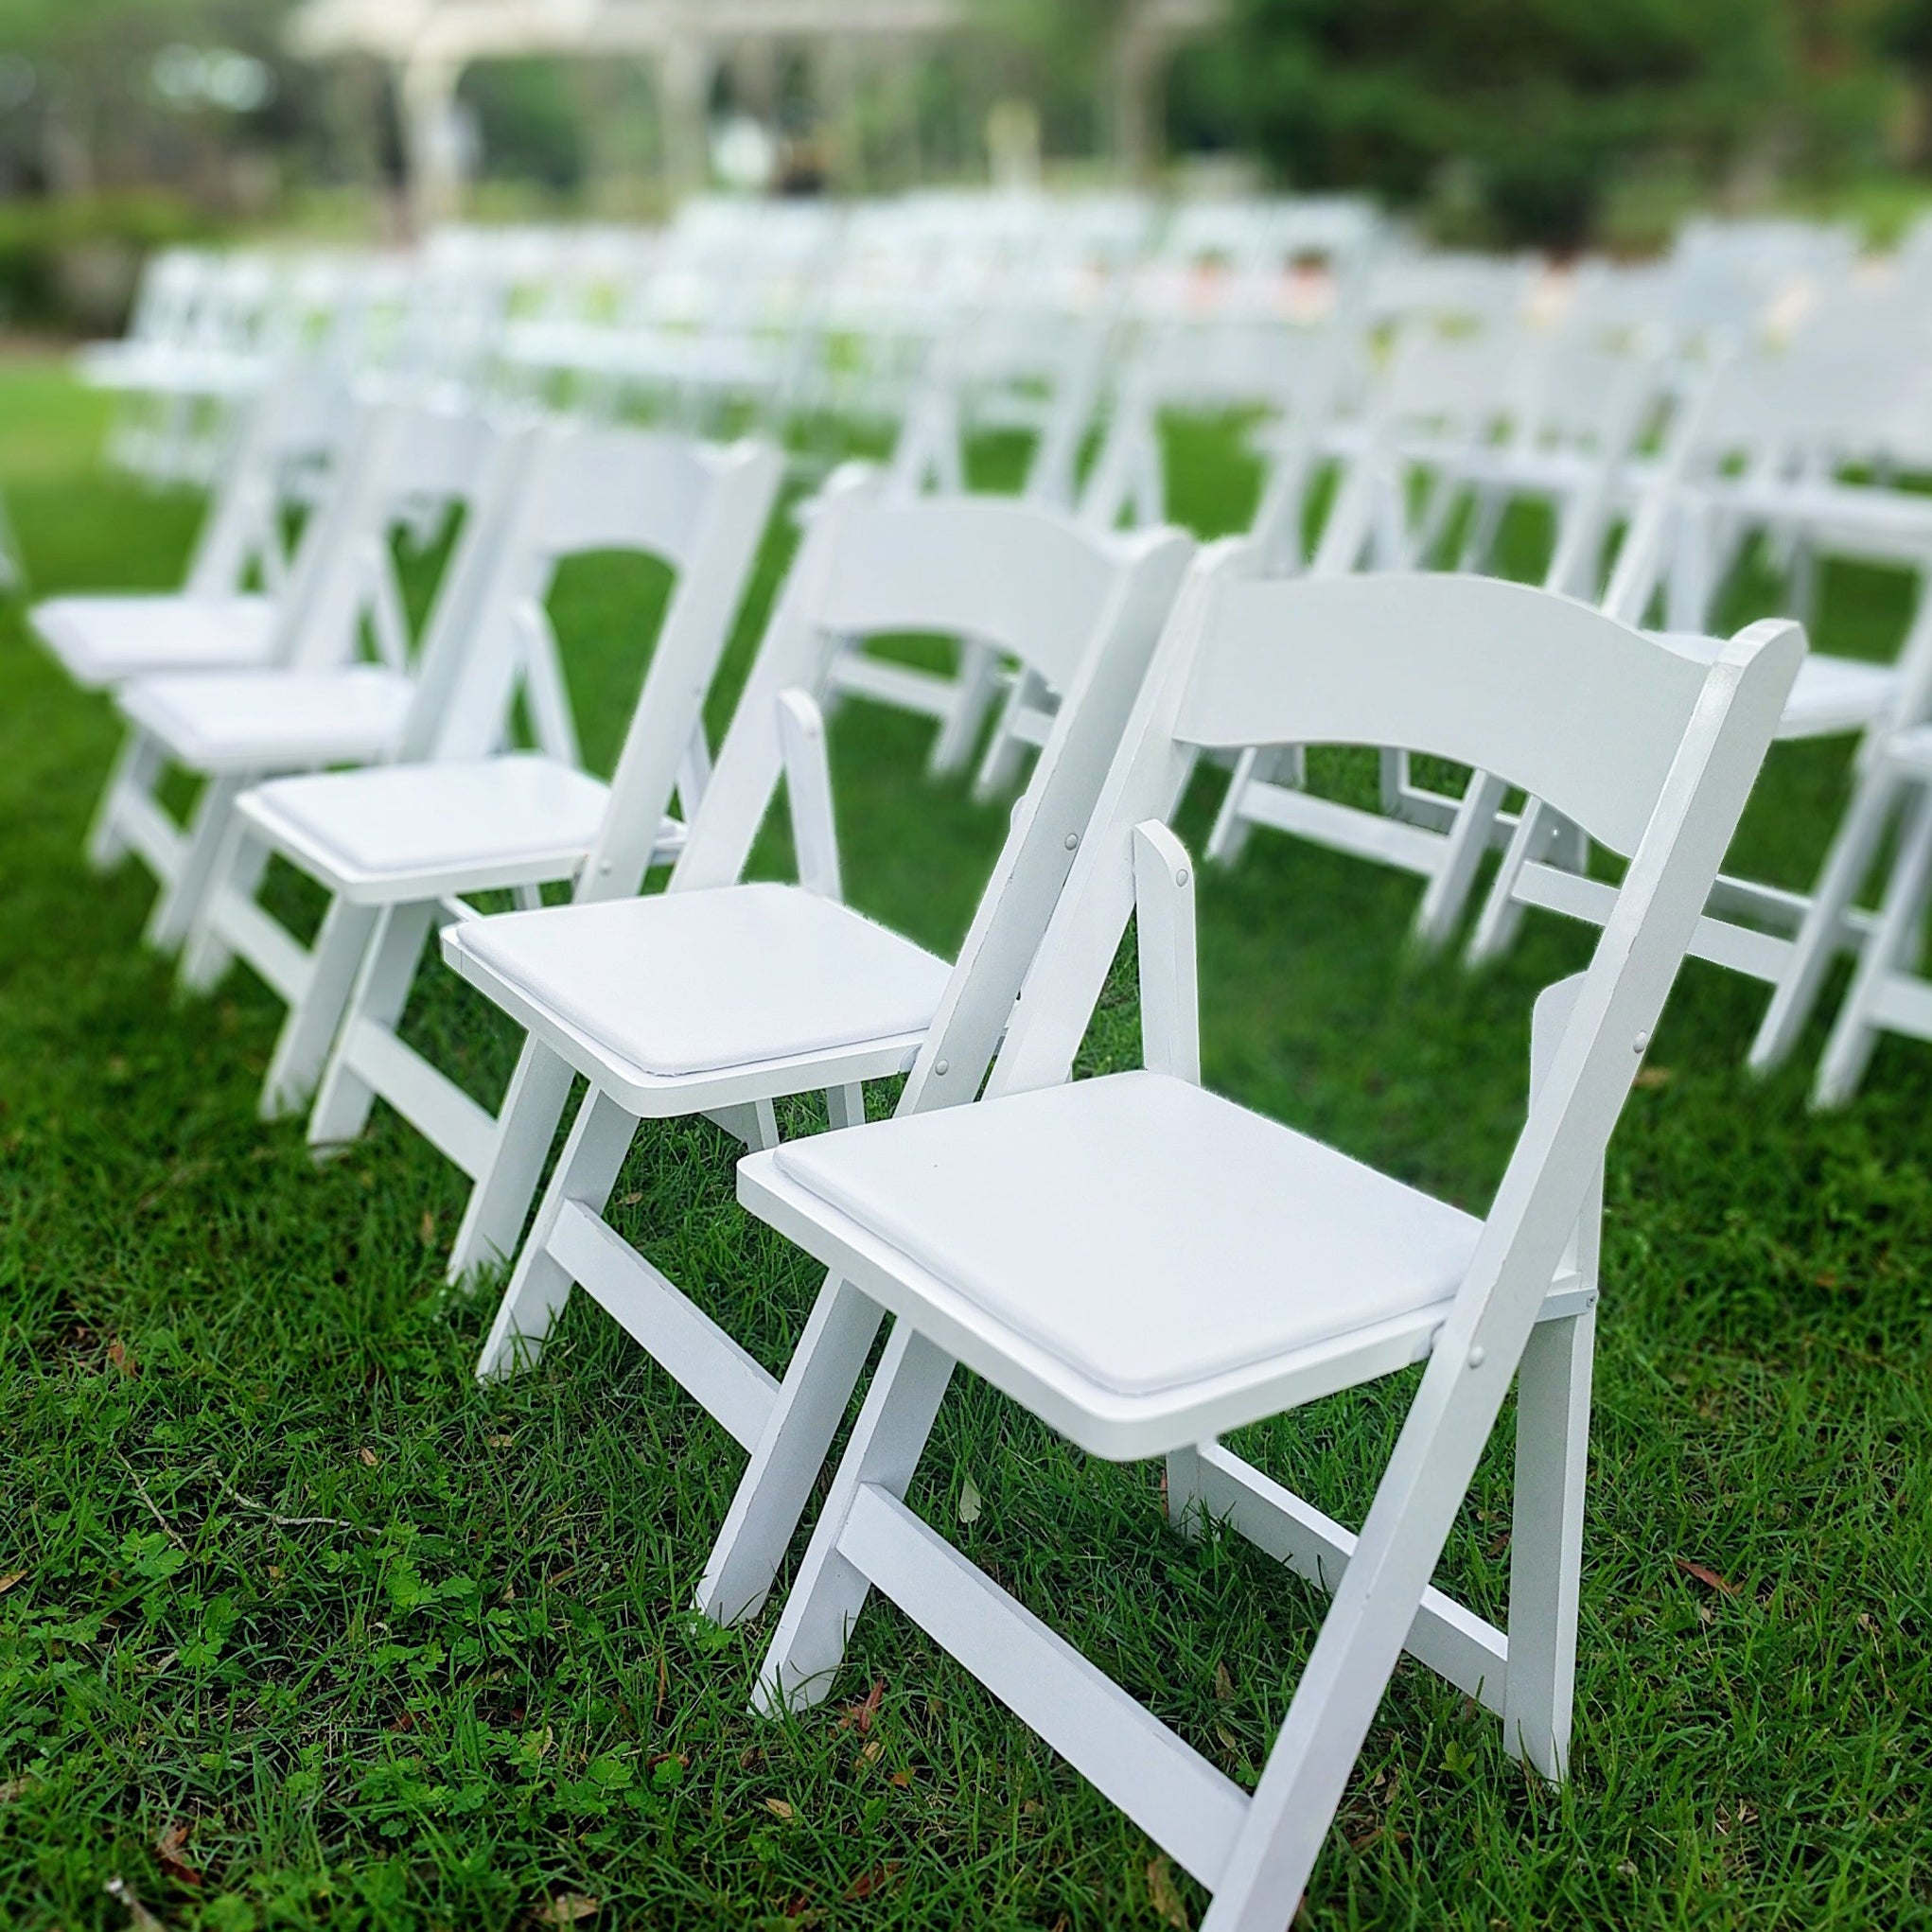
[2, 360, 1928, 1932]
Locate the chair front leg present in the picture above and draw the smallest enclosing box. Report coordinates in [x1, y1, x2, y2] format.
[145, 772, 244, 953]
[85, 727, 165, 874]
[753, 1320, 955, 1712]
[928, 640, 1003, 778]
[475, 1084, 639, 1381]
[448, 1035, 578, 1284]
[304, 899, 434, 1140]
[696, 1272, 889, 1626]
[1503, 1302, 1595, 1782]
[179, 817, 272, 993]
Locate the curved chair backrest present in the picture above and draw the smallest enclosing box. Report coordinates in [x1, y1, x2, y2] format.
[279, 398, 514, 674]
[407, 426, 783, 877]
[986, 554, 1802, 1129]
[671, 486, 1195, 897]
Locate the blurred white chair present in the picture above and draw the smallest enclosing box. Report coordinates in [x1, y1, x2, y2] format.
[179, 430, 782, 1153]
[1204, 326, 1671, 949]
[33, 368, 357, 694]
[96, 402, 536, 954]
[736, 561, 1800, 1929]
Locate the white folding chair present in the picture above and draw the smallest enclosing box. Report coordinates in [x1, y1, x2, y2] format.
[95, 402, 536, 954]
[1467, 347, 1932, 976]
[434, 493, 1192, 1602]
[841, 304, 1118, 792]
[185, 428, 780, 1165]
[1202, 329, 1670, 949]
[32, 367, 355, 694]
[734, 560, 1800, 1929]
[1748, 708, 1932, 1104]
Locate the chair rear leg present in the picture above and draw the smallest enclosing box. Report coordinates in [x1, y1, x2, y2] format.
[1414, 771, 1508, 952]
[1815, 785, 1932, 1107]
[1205, 746, 1304, 868]
[1502, 1305, 1595, 1783]
[304, 900, 435, 1143]
[1749, 768, 1902, 1077]
[448, 1036, 578, 1284]
[475, 1085, 638, 1381]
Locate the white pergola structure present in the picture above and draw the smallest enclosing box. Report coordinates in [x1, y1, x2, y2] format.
[287, 0, 1222, 222]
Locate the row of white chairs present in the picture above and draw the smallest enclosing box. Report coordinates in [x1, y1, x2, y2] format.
[69, 188, 1932, 1105]
[32, 364, 1798, 1920]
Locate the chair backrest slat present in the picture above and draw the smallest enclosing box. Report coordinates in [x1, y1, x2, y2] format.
[670, 486, 1191, 898]
[1174, 572, 1714, 855]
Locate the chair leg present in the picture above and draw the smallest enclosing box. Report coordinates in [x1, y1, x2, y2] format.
[1413, 771, 1508, 952]
[475, 1085, 639, 1381]
[304, 900, 436, 1143]
[972, 668, 1046, 801]
[1466, 799, 1559, 967]
[695, 1272, 888, 1625]
[250, 895, 378, 1119]
[1199, 1323, 1531, 1930]
[1205, 746, 1304, 869]
[145, 773, 242, 954]
[1502, 1306, 1595, 1783]
[1748, 767, 1903, 1078]
[1814, 784, 1932, 1108]
[929, 640, 1002, 778]
[178, 819, 272, 993]
[753, 1321, 955, 1712]
[85, 729, 165, 874]
[448, 1036, 577, 1284]
[1165, 1444, 1207, 1537]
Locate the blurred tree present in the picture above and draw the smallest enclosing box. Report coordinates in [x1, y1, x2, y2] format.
[0, 0, 308, 204]
[1225, 0, 1807, 246]
[458, 58, 586, 195]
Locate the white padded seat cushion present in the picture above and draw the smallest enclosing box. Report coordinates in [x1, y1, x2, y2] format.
[32, 593, 276, 688]
[451, 884, 953, 1079]
[239, 756, 613, 883]
[118, 666, 413, 769]
[772, 1070, 1482, 1398]
[1654, 633, 1894, 738]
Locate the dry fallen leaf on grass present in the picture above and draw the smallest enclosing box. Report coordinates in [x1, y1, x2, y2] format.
[1675, 1556, 1739, 1596]
[0, 1570, 27, 1596]
[154, 1819, 204, 1888]
[844, 1863, 902, 1902]
[534, 1894, 599, 1925]
[1147, 1854, 1190, 1929]
[358, 1447, 378, 1467]
[764, 1798, 796, 1822]
[957, 1474, 982, 1525]
[837, 1679, 884, 1734]
[107, 1337, 138, 1378]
